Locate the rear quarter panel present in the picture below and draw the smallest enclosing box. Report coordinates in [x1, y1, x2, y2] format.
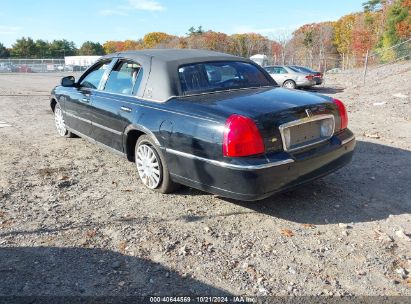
[131, 99, 225, 160]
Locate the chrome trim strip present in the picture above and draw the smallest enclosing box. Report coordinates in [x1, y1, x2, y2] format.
[92, 121, 122, 135]
[64, 111, 122, 136]
[279, 114, 335, 152]
[120, 106, 132, 112]
[65, 111, 91, 124]
[166, 148, 294, 170]
[100, 90, 177, 103]
[341, 135, 355, 145]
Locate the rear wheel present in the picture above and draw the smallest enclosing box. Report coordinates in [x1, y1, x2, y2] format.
[54, 103, 74, 137]
[135, 135, 179, 193]
[283, 80, 296, 89]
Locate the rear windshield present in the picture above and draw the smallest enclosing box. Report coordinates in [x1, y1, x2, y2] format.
[178, 61, 273, 95]
[289, 66, 315, 73]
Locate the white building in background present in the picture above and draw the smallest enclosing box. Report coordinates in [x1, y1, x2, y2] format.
[250, 54, 268, 67]
[64, 56, 101, 67]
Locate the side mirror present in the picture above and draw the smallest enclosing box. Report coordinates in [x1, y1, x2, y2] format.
[61, 76, 75, 87]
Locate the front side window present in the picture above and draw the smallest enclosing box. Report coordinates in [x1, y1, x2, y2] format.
[265, 67, 274, 73]
[178, 61, 272, 95]
[104, 60, 142, 95]
[80, 61, 111, 89]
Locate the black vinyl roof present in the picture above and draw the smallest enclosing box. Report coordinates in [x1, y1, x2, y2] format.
[105, 49, 241, 64]
[99, 49, 264, 102]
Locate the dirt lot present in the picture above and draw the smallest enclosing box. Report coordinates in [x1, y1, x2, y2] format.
[0, 63, 410, 297]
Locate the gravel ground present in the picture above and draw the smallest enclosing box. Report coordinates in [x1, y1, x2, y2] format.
[0, 63, 410, 297]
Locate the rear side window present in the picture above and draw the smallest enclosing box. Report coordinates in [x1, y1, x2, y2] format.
[277, 67, 288, 74]
[178, 61, 272, 95]
[104, 60, 142, 95]
[271, 67, 286, 74]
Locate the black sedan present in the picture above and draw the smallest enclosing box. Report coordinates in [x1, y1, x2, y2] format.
[50, 49, 355, 201]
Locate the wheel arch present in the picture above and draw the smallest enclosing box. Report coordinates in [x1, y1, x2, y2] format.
[124, 124, 161, 162]
[50, 98, 57, 112]
[282, 79, 297, 88]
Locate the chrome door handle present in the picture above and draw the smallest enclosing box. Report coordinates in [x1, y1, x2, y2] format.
[120, 106, 132, 112]
[82, 98, 90, 103]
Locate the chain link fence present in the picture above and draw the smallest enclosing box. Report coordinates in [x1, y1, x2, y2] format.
[362, 38, 411, 84]
[0, 58, 90, 73]
[257, 38, 411, 85]
[1, 39, 409, 86]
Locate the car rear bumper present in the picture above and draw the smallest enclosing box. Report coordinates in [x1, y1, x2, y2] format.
[166, 129, 355, 201]
[314, 77, 323, 85]
[296, 79, 316, 87]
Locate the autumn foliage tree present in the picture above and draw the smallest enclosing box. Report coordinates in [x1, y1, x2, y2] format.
[143, 32, 175, 48]
[102, 41, 124, 53]
[2, 1, 409, 70]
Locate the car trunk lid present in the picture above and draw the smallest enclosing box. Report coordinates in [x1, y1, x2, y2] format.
[174, 87, 340, 153]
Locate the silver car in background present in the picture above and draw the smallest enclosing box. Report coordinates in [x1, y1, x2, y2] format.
[288, 65, 323, 85]
[264, 65, 315, 89]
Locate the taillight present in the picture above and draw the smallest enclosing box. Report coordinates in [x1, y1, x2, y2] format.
[333, 98, 348, 129]
[305, 75, 313, 80]
[223, 114, 265, 157]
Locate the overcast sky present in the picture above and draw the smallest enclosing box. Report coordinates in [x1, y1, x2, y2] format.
[0, 0, 364, 47]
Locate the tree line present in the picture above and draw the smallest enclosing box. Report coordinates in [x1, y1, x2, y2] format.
[0, 0, 409, 68]
[0, 38, 103, 58]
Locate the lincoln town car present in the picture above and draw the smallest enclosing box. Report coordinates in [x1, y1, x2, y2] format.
[50, 49, 355, 201]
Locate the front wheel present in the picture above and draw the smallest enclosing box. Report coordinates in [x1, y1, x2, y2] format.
[135, 135, 179, 193]
[54, 103, 74, 137]
[283, 80, 296, 89]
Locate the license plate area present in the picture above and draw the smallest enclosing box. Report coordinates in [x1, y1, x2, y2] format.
[279, 114, 335, 152]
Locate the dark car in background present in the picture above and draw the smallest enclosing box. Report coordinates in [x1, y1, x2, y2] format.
[10, 64, 32, 73]
[289, 65, 323, 85]
[50, 49, 355, 201]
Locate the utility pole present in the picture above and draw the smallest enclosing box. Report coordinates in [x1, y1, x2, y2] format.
[362, 50, 369, 86]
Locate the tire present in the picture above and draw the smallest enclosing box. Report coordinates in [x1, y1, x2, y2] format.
[135, 135, 179, 194]
[54, 103, 74, 137]
[283, 80, 296, 89]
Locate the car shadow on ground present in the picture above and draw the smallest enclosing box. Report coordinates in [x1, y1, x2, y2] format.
[222, 140, 411, 225]
[0, 246, 230, 297]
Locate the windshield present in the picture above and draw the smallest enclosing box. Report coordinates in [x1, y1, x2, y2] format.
[178, 61, 273, 95]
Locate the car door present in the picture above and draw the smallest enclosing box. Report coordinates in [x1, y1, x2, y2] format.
[63, 59, 113, 137]
[268, 66, 285, 86]
[277, 66, 292, 84]
[88, 59, 144, 152]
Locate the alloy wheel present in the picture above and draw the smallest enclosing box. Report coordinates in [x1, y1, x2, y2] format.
[136, 144, 161, 189]
[284, 80, 296, 89]
[54, 106, 67, 136]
